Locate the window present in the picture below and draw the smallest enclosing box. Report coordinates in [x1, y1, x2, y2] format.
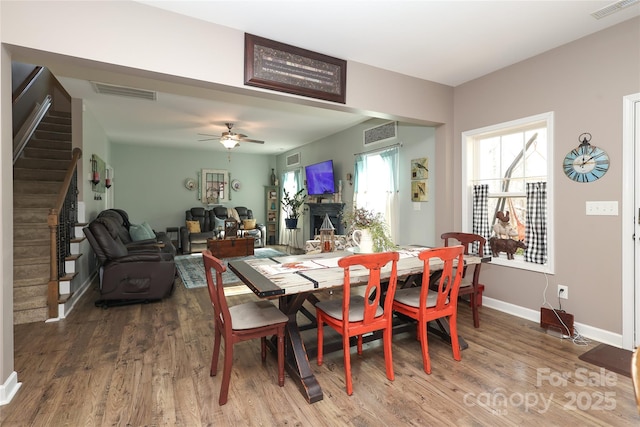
[353, 146, 400, 241]
[462, 112, 554, 273]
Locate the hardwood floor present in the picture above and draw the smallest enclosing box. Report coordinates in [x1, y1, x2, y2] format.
[1, 262, 638, 426]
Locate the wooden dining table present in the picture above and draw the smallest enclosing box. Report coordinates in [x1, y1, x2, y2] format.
[228, 246, 487, 404]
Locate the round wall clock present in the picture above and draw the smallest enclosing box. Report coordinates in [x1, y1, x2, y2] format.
[184, 178, 196, 190]
[562, 133, 610, 183]
[231, 179, 241, 191]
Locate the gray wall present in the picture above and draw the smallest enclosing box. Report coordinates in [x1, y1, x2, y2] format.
[452, 17, 640, 335]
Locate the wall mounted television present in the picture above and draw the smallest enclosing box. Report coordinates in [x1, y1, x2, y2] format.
[305, 160, 336, 195]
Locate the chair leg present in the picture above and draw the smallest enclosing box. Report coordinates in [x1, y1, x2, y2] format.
[219, 341, 234, 405]
[470, 288, 480, 328]
[343, 334, 353, 395]
[383, 328, 394, 381]
[357, 335, 363, 355]
[277, 327, 285, 387]
[261, 336, 267, 362]
[418, 320, 431, 374]
[211, 327, 222, 376]
[449, 313, 462, 362]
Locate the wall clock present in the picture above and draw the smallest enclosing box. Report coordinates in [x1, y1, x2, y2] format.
[231, 179, 241, 191]
[562, 133, 610, 183]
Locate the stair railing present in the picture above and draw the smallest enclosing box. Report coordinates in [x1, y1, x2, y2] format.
[13, 94, 52, 164]
[47, 147, 82, 318]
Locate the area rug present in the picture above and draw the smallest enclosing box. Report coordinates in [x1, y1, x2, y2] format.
[175, 248, 286, 294]
[578, 343, 632, 378]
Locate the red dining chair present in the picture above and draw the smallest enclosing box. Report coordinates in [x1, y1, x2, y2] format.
[316, 251, 399, 395]
[203, 250, 288, 405]
[441, 232, 486, 328]
[393, 245, 464, 374]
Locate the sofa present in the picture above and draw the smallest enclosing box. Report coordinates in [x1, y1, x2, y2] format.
[83, 212, 176, 306]
[180, 206, 267, 254]
[97, 209, 176, 255]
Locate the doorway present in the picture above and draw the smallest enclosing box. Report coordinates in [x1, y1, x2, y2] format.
[622, 93, 640, 350]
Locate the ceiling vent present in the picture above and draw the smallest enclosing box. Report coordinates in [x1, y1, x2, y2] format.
[91, 82, 157, 101]
[363, 121, 397, 146]
[591, 0, 639, 19]
[286, 152, 301, 167]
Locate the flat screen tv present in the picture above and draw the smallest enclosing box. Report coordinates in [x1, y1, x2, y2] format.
[305, 160, 336, 195]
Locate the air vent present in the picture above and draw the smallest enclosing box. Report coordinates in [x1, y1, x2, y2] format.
[591, 0, 639, 19]
[363, 121, 397, 146]
[286, 152, 301, 167]
[91, 82, 157, 101]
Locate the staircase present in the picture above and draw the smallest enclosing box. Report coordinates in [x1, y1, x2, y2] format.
[13, 110, 83, 325]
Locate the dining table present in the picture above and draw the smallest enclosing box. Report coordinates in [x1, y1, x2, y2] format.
[228, 246, 488, 404]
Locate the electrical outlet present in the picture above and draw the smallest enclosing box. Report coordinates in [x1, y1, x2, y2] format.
[558, 285, 568, 300]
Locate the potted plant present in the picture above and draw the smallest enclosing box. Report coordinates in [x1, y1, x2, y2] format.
[281, 188, 306, 229]
[343, 206, 396, 253]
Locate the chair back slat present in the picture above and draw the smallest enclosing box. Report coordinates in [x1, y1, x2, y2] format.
[337, 252, 399, 326]
[203, 250, 232, 332]
[419, 246, 464, 312]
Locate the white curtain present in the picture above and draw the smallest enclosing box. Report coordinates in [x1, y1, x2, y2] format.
[352, 146, 399, 242]
[278, 168, 303, 245]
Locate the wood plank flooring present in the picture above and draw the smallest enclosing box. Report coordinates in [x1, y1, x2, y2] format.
[1, 265, 638, 426]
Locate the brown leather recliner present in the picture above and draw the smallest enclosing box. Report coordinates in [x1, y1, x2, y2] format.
[180, 207, 219, 254]
[83, 217, 176, 307]
[97, 209, 176, 255]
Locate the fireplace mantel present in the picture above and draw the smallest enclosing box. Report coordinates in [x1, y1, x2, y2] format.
[306, 203, 345, 239]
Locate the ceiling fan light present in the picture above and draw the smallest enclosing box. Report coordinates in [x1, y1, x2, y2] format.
[220, 138, 239, 149]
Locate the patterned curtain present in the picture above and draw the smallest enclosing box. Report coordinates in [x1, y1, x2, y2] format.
[524, 182, 547, 264]
[472, 184, 491, 254]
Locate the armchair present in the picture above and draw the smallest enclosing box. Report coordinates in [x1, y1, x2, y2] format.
[180, 207, 219, 254]
[83, 217, 176, 306]
[212, 206, 266, 248]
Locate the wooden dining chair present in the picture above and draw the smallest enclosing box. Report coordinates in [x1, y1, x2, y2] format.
[393, 245, 465, 374]
[441, 232, 486, 328]
[316, 251, 399, 395]
[202, 250, 288, 405]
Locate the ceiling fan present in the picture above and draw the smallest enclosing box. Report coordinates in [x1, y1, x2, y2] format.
[198, 122, 265, 150]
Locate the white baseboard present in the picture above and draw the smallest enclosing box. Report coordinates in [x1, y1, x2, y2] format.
[483, 297, 623, 348]
[0, 371, 21, 406]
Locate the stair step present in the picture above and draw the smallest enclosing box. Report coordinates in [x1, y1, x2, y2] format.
[14, 262, 49, 280]
[14, 207, 50, 224]
[47, 110, 71, 119]
[14, 284, 48, 310]
[65, 254, 82, 262]
[59, 293, 72, 304]
[28, 139, 72, 151]
[14, 225, 49, 241]
[13, 244, 50, 259]
[14, 168, 66, 182]
[13, 194, 58, 208]
[60, 272, 78, 282]
[34, 129, 71, 142]
[14, 180, 61, 194]
[14, 307, 48, 325]
[38, 122, 71, 134]
[13, 158, 70, 171]
[41, 114, 71, 126]
[23, 146, 71, 160]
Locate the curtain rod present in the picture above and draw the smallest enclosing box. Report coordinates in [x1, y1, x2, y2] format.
[353, 142, 402, 157]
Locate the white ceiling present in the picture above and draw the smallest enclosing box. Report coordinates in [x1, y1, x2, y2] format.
[55, 0, 640, 155]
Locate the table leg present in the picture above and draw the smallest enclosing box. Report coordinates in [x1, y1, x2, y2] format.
[278, 293, 323, 403]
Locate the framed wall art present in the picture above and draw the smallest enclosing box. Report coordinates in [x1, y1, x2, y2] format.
[244, 33, 347, 104]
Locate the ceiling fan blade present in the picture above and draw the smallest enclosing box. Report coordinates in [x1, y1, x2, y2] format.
[240, 137, 265, 144]
[198, 138, 219, 142]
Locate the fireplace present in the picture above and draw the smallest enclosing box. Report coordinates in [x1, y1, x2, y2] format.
[306, 203, 345, 239]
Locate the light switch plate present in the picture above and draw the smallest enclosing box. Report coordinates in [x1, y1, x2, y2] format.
[585, 201, 618, 216]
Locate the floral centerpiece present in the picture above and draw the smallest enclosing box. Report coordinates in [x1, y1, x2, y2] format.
[281, 188, 306, 228]
[342, 206, 396, 252]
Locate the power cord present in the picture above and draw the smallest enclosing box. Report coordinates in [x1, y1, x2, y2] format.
[541, 272, 589, 346]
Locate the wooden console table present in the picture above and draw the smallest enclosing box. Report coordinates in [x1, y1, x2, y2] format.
[207, 237, 254, 258]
